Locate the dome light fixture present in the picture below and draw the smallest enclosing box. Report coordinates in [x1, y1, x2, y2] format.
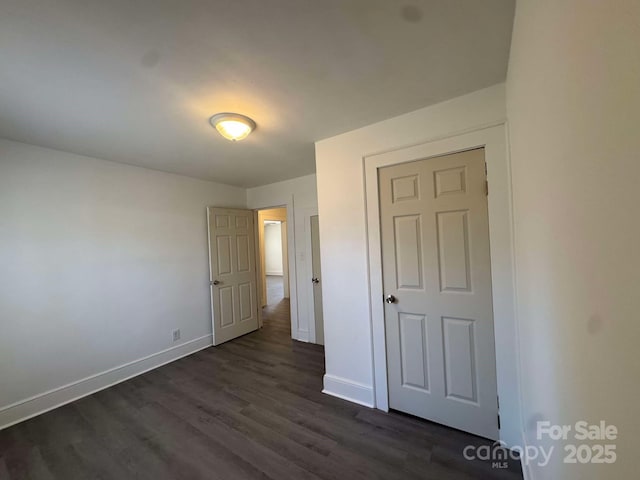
[209, 112, 256, 141]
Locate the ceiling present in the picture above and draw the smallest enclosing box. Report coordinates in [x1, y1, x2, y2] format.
[0, 0, 515, 187]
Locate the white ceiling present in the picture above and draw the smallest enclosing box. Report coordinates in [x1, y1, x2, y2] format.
[0, 0, 515, 187]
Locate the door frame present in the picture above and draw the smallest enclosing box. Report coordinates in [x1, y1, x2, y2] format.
[251, 198, 300, 340]
[257, 207, 288, 308]
[364, 124, 522, 445]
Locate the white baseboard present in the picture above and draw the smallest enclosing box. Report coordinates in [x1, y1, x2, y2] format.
[517, 428, 534, 480]
[295, 329, 309, 342]
[265, 271, 284, 276]
[0, 334, 213, 430]
[521, 460, 533, 480]
[322, 374, 375, 408]
[520, 436, 534, 480]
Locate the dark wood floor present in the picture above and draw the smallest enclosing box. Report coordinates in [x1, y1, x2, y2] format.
[265, 275, 284, 306]
[0, 298, 522, 479]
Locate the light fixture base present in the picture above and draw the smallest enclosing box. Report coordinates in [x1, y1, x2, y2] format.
[209, 112, 256, 141]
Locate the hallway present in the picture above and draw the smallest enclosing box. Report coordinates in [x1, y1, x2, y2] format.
[0, 307, 522, 480]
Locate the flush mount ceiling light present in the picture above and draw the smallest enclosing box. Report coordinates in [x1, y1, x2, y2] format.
[209, 113, 256, 141]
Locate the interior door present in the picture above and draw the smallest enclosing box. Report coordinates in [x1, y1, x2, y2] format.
[310, 215, 324, 345]
[379, 148, 499, 439]
[207, 207, 259, 345]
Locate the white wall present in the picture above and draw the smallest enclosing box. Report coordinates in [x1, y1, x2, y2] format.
[314, 84, 524, 443]
[0, 139, 246, 428]
[507, 1, 639, 478]
[264, 223, 283, 275]
[247, 174, 318, 342]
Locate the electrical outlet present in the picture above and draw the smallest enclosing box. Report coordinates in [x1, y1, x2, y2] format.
[172, 329, 181, 342]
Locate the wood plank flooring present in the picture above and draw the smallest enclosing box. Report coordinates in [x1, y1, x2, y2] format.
[0, 298, 522, 479]
[265, 275, 284, 305]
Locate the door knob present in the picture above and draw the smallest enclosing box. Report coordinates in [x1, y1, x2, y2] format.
[384, 294, 397, 304]
[312, 277, 320, 284]
[211, 280, 220, 286]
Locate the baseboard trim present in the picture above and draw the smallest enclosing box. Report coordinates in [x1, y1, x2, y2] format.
[519, 430, 534, 480]
[295, 329, 310, 342]
[521, 459, 533, 480]
[0, 334, 213, 430]
[322, 374, 375, 408]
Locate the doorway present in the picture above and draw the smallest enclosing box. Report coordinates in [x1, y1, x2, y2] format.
[257, 207, 290, 330]
[264, 220, 285, 304]
[363, 125, 519, 445]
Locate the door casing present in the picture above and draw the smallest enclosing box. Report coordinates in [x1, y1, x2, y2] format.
[364, 124, 521, 446]
[257, 207, 288, 307]
[248, 196, 300, 340]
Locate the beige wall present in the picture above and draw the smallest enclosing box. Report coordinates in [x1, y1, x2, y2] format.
[264, 224, 284, 276]
[0, 139, 246, 427]
[507, 0, 640, 478]
[0, 140, 319, 427]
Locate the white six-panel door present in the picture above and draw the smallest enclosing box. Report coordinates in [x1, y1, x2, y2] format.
[379, 148, 499, 439]
[207, 207, 259, 345]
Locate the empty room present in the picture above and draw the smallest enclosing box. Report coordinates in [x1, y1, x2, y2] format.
[0, 1, 637, 479]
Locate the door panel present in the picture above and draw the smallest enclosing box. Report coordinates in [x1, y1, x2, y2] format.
[442, 317, 477, 402]
[215, 214, 229, 228]
[436, 210, 471, 292]
[216, 236, 232, 274]
[238, 282, 253, 321]
[394, 215, 423, 289]
[236, 235, 250, 272]
[379, 148, 498, 439]
[207, 207, 259, 345]
[219, 286, 234, 327]
[391, 175, 420, 202]
[399, 313, 429, 391]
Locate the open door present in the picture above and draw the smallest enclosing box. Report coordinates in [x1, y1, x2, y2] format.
[207, 207, 259, 345]
[310, 215, 324, 345]
[379, 148, 499, 439]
